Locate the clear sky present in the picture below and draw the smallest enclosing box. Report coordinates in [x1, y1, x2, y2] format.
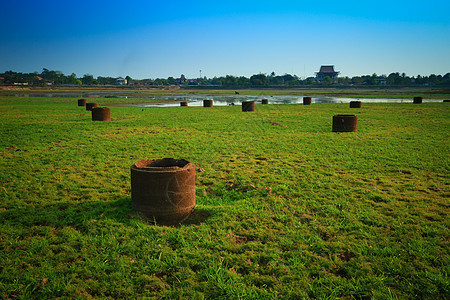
[1, 0, 449, 79]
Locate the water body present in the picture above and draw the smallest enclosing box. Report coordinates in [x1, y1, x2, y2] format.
[123, 94, 443, 107]
[1, 91, 443, 106]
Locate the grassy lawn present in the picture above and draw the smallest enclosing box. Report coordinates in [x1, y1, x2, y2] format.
[0, 96, 449, 299]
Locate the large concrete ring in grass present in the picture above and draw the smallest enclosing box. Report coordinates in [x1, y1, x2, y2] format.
[180, 101, 188, 107]
[262, 99, 269, 104]
[350, 101, 362, 108]
[203, 100, 213, 107]
[92, 107, 111, 121]
[332, 114, 357, 132]
[78, 99, 87, 106]
[131, 158, 196, 225]
[413, 97, 423, 104]
[303, 97, 312, 105]
[242, 101, 255, 112]
[86, 103, 99, 111]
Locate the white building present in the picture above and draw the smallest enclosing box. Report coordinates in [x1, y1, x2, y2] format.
[116, 77, 127, 85]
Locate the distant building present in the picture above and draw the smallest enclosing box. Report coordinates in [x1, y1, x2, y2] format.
[116, 77, 127, 85]
[176, 74, 187, 85]
[315, 65, 340, 83]
[376, 77, 387, 85]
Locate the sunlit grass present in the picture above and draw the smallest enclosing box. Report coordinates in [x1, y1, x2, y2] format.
[1, 96, 449, 298]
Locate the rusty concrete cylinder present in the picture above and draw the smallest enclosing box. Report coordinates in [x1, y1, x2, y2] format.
[86, 102, 99, 111]
[350, 101, 362, 108]
[180, 101, 188, 107]
[78, 99, 87, 106]
[262, 99, 269, 104]
[92, 107, 111, 121]
[242, 101, 255, 112]
[131, 158, 196, 225]
[413, 97, 423, 104]
[303, 97, 312, 105]
[203, 100, 213, 107]
[332, 114, 357, 132]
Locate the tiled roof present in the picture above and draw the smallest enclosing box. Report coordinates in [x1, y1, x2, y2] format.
[319, 65, 336, 73]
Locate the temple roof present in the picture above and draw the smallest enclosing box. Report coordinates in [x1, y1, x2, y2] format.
[319, 65, 336, 73]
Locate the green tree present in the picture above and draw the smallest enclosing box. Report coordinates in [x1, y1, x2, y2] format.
[322, 76, 332, 85]
[338, 76, 350, 84]
[271, 77, 282, 85]
[250, 73, 269, 86]
[154, 78, 167, 86]
[429, 74, 439, 85]
[66, 73, 78, 84]
[305, 77, 316, 85]
[387, 73, 402, 85]
[223, 75, 238, 87]
[237, 76, 250, 87]
[82, 74, 95, 85]
[41, 68, 61, 84]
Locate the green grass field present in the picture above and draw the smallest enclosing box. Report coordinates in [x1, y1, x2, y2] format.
[1, 96, 449, 299]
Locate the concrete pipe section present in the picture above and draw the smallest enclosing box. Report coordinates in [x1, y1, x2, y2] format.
[131, 158, 196, 225]
[303, 97, 312, 105]
[413, 97, 423, 104]
[332, 114, 357, 132]
[86, 103, 99, 111]
[78, 99, 87, 106]
[203, 100, 213, 107]
[350, 101, 362, 108]
[242, 101, 255, 112]
[92, 107, 111, 121]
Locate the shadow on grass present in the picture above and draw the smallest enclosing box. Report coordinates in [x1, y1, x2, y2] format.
[180, 208, 212, 226]
[1, 197, 213, 231]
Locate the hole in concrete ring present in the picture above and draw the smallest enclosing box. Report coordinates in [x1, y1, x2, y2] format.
[262, 99, 269, 104]
[180, 101, 188, 107]
[303, 97, 312, 105]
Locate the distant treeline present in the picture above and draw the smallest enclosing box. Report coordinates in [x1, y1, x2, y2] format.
[1, 68, 449, 87]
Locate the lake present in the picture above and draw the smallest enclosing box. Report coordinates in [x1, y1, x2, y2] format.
[118, 94, 442, 107]
[1, 91, 443, 107]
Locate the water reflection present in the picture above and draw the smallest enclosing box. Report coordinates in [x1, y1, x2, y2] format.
[129, 94, 441, 107]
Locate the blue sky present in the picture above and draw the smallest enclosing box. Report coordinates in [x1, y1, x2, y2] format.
[1, 0, 449, 79]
